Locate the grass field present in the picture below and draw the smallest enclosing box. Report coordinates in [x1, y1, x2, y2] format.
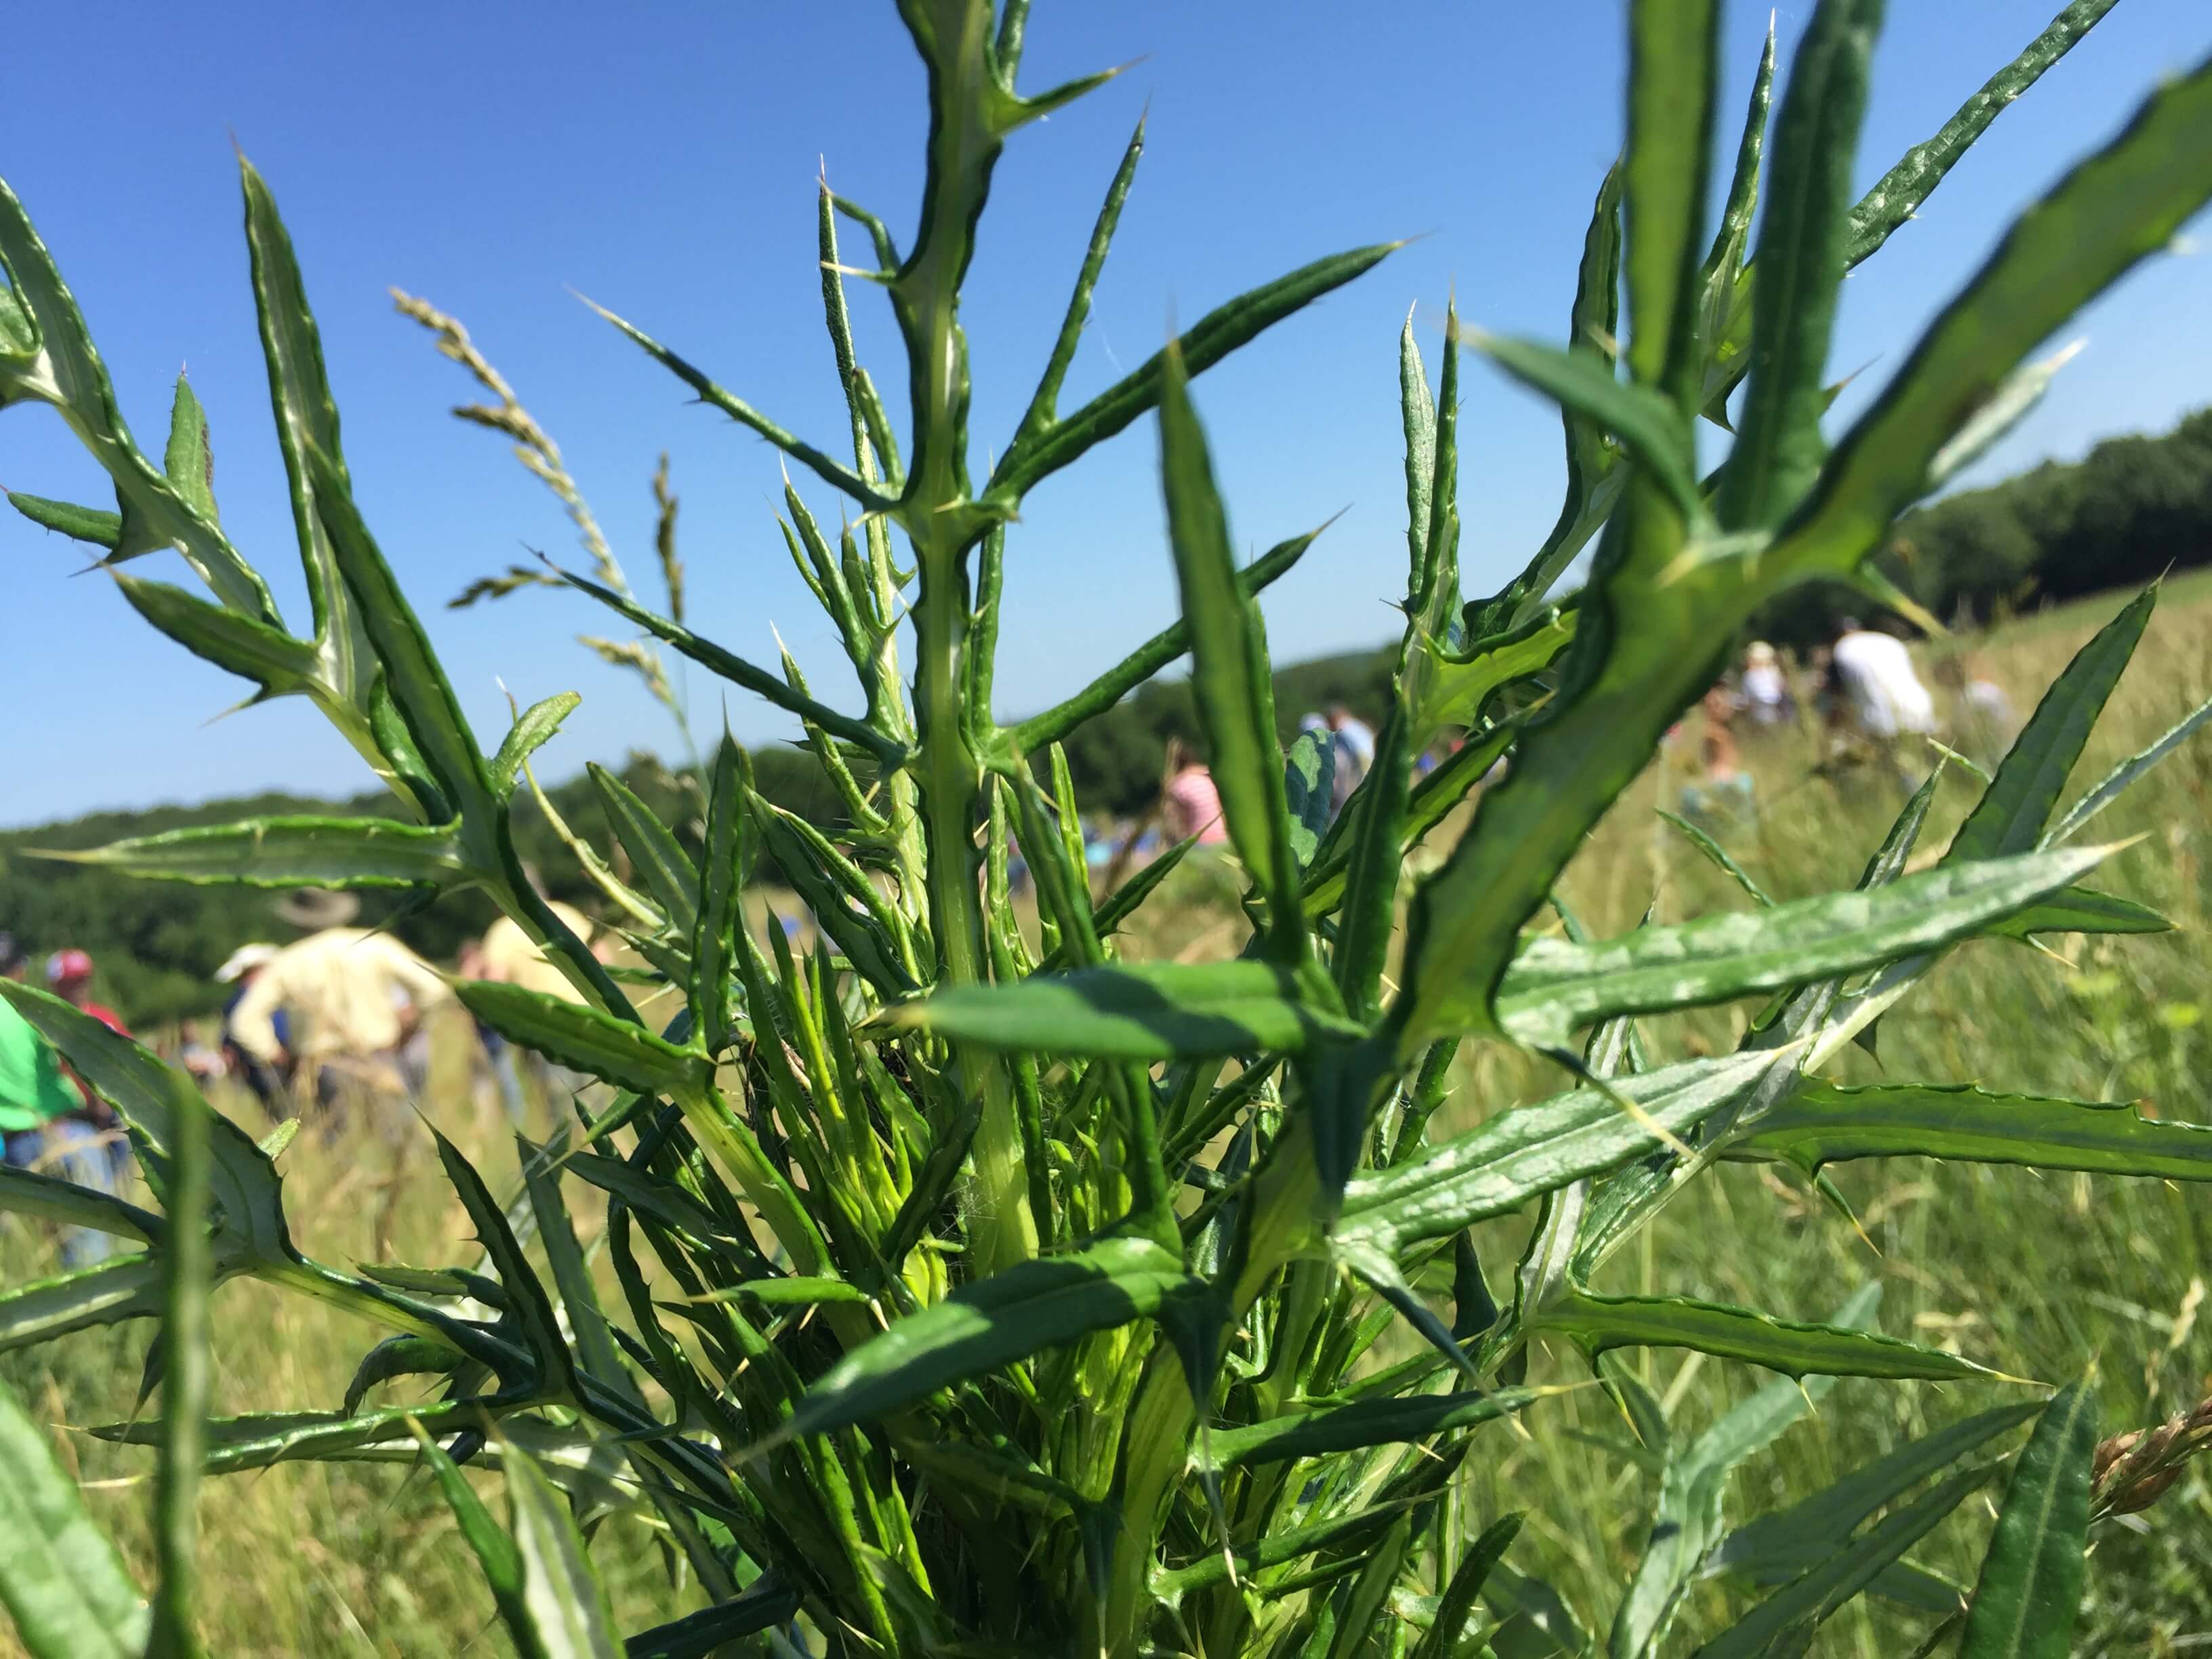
[5, 578, 2211, 1657]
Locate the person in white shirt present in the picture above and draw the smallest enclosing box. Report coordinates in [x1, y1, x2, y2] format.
[1828, 617, 1936, 738]
[1826, 616, 1937, 791]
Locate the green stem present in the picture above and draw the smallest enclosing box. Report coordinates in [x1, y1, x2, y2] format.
[914, 532, 1036, 1272]
[1101, 1115, 1326, 1652]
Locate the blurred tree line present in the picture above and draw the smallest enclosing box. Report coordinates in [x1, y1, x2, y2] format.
[1755, 405, 2212, 643]
[0, 748, 844, 1024]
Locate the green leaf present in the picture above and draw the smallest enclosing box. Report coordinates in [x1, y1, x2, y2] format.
[490, 693, 582, 798]
[881, 960, 1364, 1061]
[1336, 1051, 1774, 1255]
[146, 1071, 212, 1659]
[1953, 586, 2154, 861]
[407, 1423, 535, 1654]
[988, 241, 1401, 503]
[0, 174, 276, 619]
[1845, 0, 2123, 268]
[1485, 1564, 1593, 1659]
[1204, 1386, 1544, 1471]
[455, 983, 710, 1105]
[1623, 0, 1721, 412]
[1714, 0, 1880, 531]
[1413, 599, 1579, 745]
[0, 1164, 163, 1244]
[1732, 1080, 2212, 1181]
[554, 566, 905, 766]
[582, 294, 887, 512]
[517, 1134, 636, 1404]
[1550, 1286, 1979, 1385]
[1414, 1513, 1525, 1659]
[1609, 1290, 1878, 1659]
[342, 1335, 466, 1416]
[1708, 1402, 2042, 1586]
[1992, 885, 2169, 940]
[619, 1579, 804, 1659]
[1656, 809, 1773, 907]
[1467, 334, 1702, 526]
[1471, 164, 1627, 636]
[428, 1122, 575, 1398]
[1334, 703, 1414, 1021]
[689, 738, 743, 1052]
[784, 1235, 1194, 1440]
[1006, 113, 1145, 455]
[111, 573, 321, 698]
[309, 448, 496, 818]
[1957, 1380, 2100, 1659]
[161, 372, 216, 522]
[7, 489, 124, 547]
[502, 1435, 626, 1659]
[0, 1377, 148, 1658]
[1781, 60, 2212, 581]
[1691, 1465, 1989, 1659]
[749, 791, 916, 996]
[28, 815, 467, 889]
[0, 1255, 165, 1353]
[586, 764, 699, 941]
[2047, 683, 2212, 846]
[1399, 308, 1437, 596]
[1282, 731, 1338, 875]
[1158, 344, 1307, 961]
[1153, 1482, 1437, 1601]
[1010, 527, 1324, 758]
[240, 157, 373, 699]
[1494, 841, 2112, 1048]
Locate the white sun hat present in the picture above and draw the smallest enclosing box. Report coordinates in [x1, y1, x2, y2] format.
[215, 943, 281, 984]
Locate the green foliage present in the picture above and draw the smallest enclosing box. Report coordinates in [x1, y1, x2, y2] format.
[5, 3, 2212, 1656]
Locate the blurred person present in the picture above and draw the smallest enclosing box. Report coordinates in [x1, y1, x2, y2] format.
[1934, 653, 2020, 766]
[0, 933, 116, 1267]
[1160, 737, 1229, 846]
[228, 890, 450, 1137]
[1679, 683, 1757, 828]
[176, 1019, 226, 1084]
[1828, 616, 1936, 739]
[215, 942, 287, 1119]
[472, 899, 604, 1122]
[1739, 641, 1795, 726]
[45, 949, 134, 1191]
[1829, 615, 1936, 789]
[1324, 703, 1376, 813]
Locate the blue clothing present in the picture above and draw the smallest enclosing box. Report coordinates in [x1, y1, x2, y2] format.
[5, 1120, 120, 1269]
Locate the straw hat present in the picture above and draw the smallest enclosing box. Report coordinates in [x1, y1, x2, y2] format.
[274, 888, 361, 930]
[1746, 640, 1778, 666]
[215, 943, 281, 983]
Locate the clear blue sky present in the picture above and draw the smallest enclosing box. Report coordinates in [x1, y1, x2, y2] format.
[3, 2, 2207, 827]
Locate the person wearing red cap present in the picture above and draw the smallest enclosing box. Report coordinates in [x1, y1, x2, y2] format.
[44, 949, 135, 1218]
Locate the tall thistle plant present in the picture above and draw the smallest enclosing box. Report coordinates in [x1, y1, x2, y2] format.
[6, 1, 2212, 1654]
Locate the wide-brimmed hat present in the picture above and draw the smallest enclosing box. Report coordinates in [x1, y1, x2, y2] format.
[274, 888, 361, 930]
[215, 942, 281, 983]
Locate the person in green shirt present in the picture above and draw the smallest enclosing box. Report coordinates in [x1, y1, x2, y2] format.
[1, 933, 117, 1267]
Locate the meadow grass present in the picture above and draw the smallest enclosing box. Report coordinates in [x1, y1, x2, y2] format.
[2, 580, 2208, 1657]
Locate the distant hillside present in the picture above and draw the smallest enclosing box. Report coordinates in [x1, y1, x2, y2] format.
[1, 639, 1401, 1021]
[0, 750, 842, 1024]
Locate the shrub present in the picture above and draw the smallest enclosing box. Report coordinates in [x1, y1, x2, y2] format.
[5, 2, 2212, 1655]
